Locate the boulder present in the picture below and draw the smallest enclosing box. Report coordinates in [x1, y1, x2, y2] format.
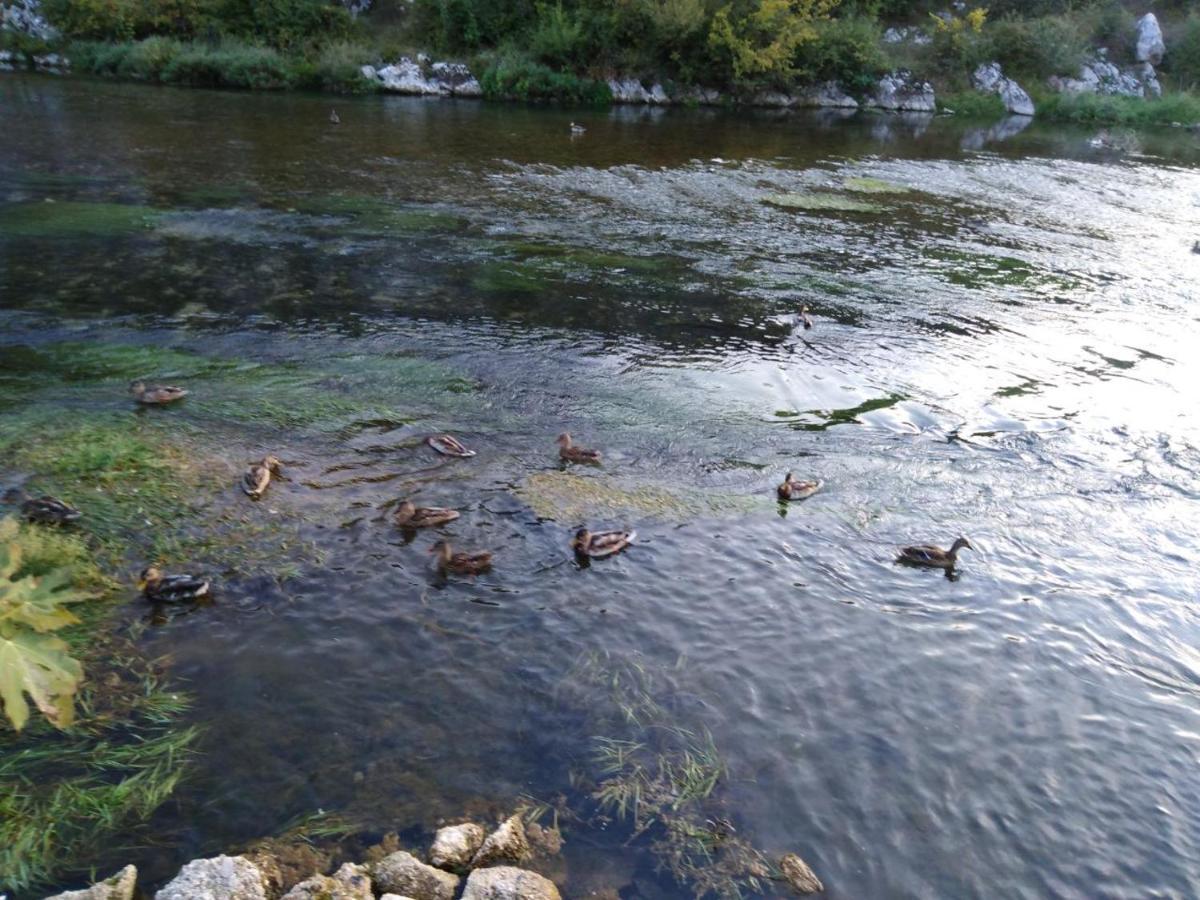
[1, 0, 58, 40]
[460, 867, 561, 900]
[430, 61, 483, 97]
[1049, 54, 1157, 99]
[1135, 13, 1165, 66]
[882, 26, 931, 46]
[1137, 61, 1162, 98]
[607, 78, 651, 104]
[471, 815, 532, 868]
[43, 865, 137, 900]
[281, 863, 372, 900]
[429, 823, 486, 870]
[751, 91, 795, 108]
[156, 855, 271, 900]
[371, 851, 459, 900]
[363, 58, 481, 97]
[866, 71, 935, 112]
[779, 853, 823, 895]
[0, 49, 15, 72]
[795, 81, 858, 109]
[971, 62, 1034, 116]
[380, 896, 418, 900]
[526, 823, 564, 857]
[677, 85, 722, 105]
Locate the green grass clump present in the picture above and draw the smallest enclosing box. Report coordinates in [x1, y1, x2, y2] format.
[843, 176, 913, 194]
[161, 41, 293, 89]
[0, 202, 162, 239]
[937, 90, 1007, 119]
[1034, 90, 1200, 126]
[480, 55, 611, 106]
[762, 192, 882, 213]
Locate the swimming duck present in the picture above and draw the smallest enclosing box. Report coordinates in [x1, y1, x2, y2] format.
[329, 109, 340, 125]
[800, 305, 813, 329]
[427, 434, 476, 457]
[130, 380, 188, 405]
[431, 540, 493, 576]
[1193, 240, 1200, 254]
[570, 121, 586, 135]
[557, 432, 601, 464]
[394, 500, 460, 528]
[138, 566, 210, 603]
[242, 455, 281, 499]
[571, 527, 636, 558]
[777, 473, 821, 501]
[4, 488, 82, 524]
[897, 537, 973, 570]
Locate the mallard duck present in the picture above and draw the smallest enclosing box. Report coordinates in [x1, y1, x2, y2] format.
[329, 109, 340, 125]
[571, 527, 636, 558]
[557, 432, 601, 464]
[897, 537, 973, 570]
[431, 540, 493, 575]
[394, 500, 460, 528]
[242, 455, 281, 499]
[138, 566, 210, 603]
[777, 472, 821, 501]
[800, 305, 813, 329]
[570, 121, 586, 135]
[427, 434, 476, 458]
[1192, 240, 1200, 255]
[4, 488, 82, 524]
[130, 380, 188, 405]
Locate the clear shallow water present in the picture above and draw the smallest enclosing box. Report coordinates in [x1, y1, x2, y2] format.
[3, 75, 1200, 898]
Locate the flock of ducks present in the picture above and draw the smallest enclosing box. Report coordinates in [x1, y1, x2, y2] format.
[5, 344, 976, 603]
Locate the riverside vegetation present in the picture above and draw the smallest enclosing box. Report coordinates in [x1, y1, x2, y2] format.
[2, 0, 1200, 124]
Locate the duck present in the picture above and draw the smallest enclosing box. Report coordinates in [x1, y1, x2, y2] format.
[777, 472, 822, 501]
[130, 380, 188, 405]
[329, 109, 341, 125]
[897, 537, 973, 570]
[1192, 240, 1200, 254]
[138, 566, 210, 603]
[571, 527, 636, 558]
[394, 500, 460, 528]
[557, 432, 601, 464]
[570, 121, 586, 135]
[242, 455, 281, 499]
[427, 433, 476, 458]
[800, 305, 813, 329]
[431, 540, 493, 576]
[4, 488, 82, 524]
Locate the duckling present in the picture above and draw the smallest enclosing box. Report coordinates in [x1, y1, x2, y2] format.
[427, 433, 476, 458]
[897, 537, 973, 570]
[800, 305, 813, 329]
[570, 121, 586, 135]
[557, 432, 601, 464]
[571, 527, 636, 558]
[242, 455, 281, 499]
[394, 500, 460, 528]
[431, 540, 493, 576]
[329, 109, 341, 125]
[138, 566, 210, 603]
[777, 472, 822, 501]
[3, 488, 82, 524]
[130, 380, 188, 405]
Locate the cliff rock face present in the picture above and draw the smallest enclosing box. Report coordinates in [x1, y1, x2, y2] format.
[361, 58, 483, 97]
[866, 71, 936, 113]
[1135, 13, 1165, 66]
[1049, 52, 1161, 99]
[1, 0, 57, 40]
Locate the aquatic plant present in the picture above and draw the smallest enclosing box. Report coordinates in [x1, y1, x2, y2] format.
[762, 191, 882, 213]
[517, 471, 757, 522]
[0, 202, 162, 238]
[0, 517, 95, 732]
[843, 176, 912, 194]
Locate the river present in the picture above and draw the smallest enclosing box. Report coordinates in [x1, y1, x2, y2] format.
[3, 74, 1200, 898]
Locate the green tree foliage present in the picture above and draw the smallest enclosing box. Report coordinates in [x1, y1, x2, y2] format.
[707, 0, 837, 83]
[0, 518, 94, 733]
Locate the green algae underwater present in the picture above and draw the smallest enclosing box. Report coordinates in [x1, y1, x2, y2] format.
[3, 74, 1200, 899]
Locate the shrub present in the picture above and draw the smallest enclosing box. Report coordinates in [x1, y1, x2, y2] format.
[985, 15, 1086, 80]
[480, 54, 611, 104]
[528, 2, 585, 67]
[793, 15, 885, 92]
[303, 40, 377, 91]
[1034, 89, 1200, 125]
[213, 0, 352, 49]
[117, 34, 184, 79]
[1164, 15, 1200, 91]
[927, 7, 988, 76]
[42, 0, 217, 41]
[707, 0, 837, 85]
[161, 41, 294, 88]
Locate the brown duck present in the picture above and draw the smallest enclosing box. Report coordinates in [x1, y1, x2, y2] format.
[130, 380, 188, 404]
[777, 472, 822, 501]
[431, 540, 493, 575]
[557, 432, 601, 464]
[571, 527, 636, 558]
[242, 455, 281, 499]
[394, 500, 460, 528]
[897, 537, 973, 570]
[427, 434, 476, 457]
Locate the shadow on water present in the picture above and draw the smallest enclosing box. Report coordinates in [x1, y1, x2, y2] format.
[3, 73, 1200, 898]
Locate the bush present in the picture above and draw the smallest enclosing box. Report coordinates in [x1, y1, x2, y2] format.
[528, 2, 586, 67]
[1035, 89, 1200, 125]
[927, 7, 988, 76]
[480, 54, 611, 104]
[985, 14, 1085, 80]
[42, 0, 217, 41]
[161, 41, 294, 88]
[1164, 15, 1200, 91]
[303, 40, 377, 91]
[707, 0, 836, 86]
[793, 15, 885, 92]
[214, 0, 351, 49]
[117, 34, 184, 79]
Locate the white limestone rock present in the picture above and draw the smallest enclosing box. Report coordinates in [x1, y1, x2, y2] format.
[156, 855, 270, 900]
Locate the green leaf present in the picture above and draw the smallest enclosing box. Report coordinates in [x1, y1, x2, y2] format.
[0, 567, 91, 633]
[0, 628, 82, 731]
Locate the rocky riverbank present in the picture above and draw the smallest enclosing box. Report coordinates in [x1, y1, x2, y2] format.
[39, 811, 827, 900]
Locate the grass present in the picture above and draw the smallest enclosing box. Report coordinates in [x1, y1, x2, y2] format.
[1033, 89, 1200, 125]
[937, 90, 1007, 118]
[762, 192, 883, 214]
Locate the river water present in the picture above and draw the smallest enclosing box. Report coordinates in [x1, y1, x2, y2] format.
[3, 74, 1200, 898]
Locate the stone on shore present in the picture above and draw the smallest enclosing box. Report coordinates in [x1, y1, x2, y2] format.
[1135, 13, 1165, 66]
[866, 71, 935, 112]
[281, 863, 373, 900]
[429, 822, 487, 870]
[471, 815, 532, 868]
[796, 81, 858, 109]
[156, 855, 271, 900]
[42, 865, 137, 900]
[779, 853, 824, 895]
[361, 58, 481, 97]
[371, 851, 460, 900]
[972, 62, 1034, 116]
[460, 867, 561, 900]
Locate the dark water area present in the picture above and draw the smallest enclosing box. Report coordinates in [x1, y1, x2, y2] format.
[3, 73, 1200, 898]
